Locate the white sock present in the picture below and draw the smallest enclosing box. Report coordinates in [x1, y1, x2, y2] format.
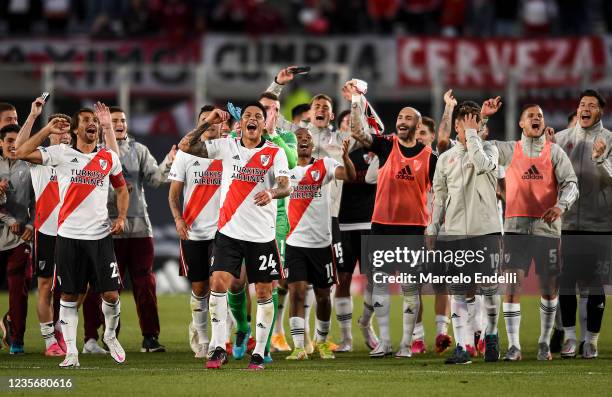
[482, 286, 500, 335]
[503, 302, 521, 349]
[563, 326, 577, 342]
[474, 295, 485, 335]
[59, 300, 78, 355]
[274, 288, 288, 335]
[372, 286, 391, 344]
[304, 285, 315, 340]
[335, 296, 353, 343]
[451, 295, 468, 347]
[584, 330, 599, 346]
[101, 299, 120, 340]
[40, 322, 57, 349]
[435, 315, 449, 335]
[361, 287, 375, 325]
[191, 292, 209, 345]
[466, 296, 477, 345]
[315, 319, 331, 343]
[539, 297, 558, 344]
[413, 322, 425, 340]
[579, 294, 588, 342]
[209, 291, 228, 349]
[400, 285, 419, 347]
[253, 298, 274, 357]
[226, 306, 236, 343]
[289, 317, 305, 349]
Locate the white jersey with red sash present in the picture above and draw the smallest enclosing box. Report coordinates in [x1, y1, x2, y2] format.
[169, 150, 222, 241]
[505, 140, 557, 218]
[30, 158, 60, 236]
[40, 144, 125, 240]
[287, 157, 340, 248]
[371, 136, 432, 226]
[205, 137, 289, 243]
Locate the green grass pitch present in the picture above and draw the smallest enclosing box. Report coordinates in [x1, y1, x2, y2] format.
[0, 293, 610, 396]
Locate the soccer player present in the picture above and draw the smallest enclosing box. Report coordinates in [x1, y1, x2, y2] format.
[351, 101, 437, 358]
[14, 96, 71, 356]
[0, 103, 18, 129]
[0, 123, 35, 354]
[285, 128, 356, 360]
[292, 104, 311, 125]
[16, 104, 129, 368]
[492, 104, 578, 361]
[169, 105, 222, 358]
[103, 106, 176, 353]
[427, 100, 503, 365]
[555, 89, 612, 359]
[178, 104, 290, 370]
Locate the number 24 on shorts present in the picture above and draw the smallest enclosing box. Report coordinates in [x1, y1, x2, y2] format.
[258, 254, 278, 271]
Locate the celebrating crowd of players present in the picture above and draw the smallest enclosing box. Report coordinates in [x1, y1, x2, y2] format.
[0, 65, 609, 369]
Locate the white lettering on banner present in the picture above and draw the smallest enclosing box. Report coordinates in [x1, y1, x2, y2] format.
[397, 37, 606, 88]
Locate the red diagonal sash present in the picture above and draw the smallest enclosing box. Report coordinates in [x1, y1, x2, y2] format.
[183, 160, 223, 227]
[287, 159, 327, 238]
[35, 181, 59, 229]
[58, 150, 114, 228]
[218, 145, 279, 231]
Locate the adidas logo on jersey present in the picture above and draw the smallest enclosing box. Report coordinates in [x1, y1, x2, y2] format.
[522, 165, 543, 180]
[71, 158, 79, 163]
[232, 155, 240, 160]
[193, 161, 200, 166]
[395, 165, 415, 180]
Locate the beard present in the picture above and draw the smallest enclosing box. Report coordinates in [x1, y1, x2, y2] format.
[397, 124, 417, 140]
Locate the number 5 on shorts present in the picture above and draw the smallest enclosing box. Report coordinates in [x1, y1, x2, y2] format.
[259, 254, 277, 271]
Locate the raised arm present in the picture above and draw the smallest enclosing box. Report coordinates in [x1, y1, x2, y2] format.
[463, 114, 498, 174]
[178, 109, 229, 157]
[142, 145, 176, 187]
[169, 180, 189, 240]
[15, 96, 45, 149]
[16, 118, 70, 164]
[334, 140, 357, 182]
[436, 89, 457, 155]
[350, 97, 373, 148]
[95, 102, 119, 155]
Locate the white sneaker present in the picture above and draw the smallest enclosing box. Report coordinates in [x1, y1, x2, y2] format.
[82, 338, 107, 354]
[369, 341, 392, 358]
[395, 343, 412, 358]
[189, 322, 200, 354]
[561, 339, 577, 359]
[335, 340, 353, 353]
[59, 353, 80, 368]
[358, 316, 380, 350]
[103, 336, 126, 364]
[194, 343, 210, 359]
[582, 342, 598, 359]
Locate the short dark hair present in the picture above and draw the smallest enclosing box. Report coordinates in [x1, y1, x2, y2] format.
[520, 104, 542, 119]
[48, 113, 71, 123]
[421, 116, 435, 134]
[197, 105, 215, 120]
[259, 92, 279, 102]
[291, 104, 310, 119]
[337, 109, 351, 129]
[109, 106, 124, 114]
[70, 108, 95, 132]
[242, 102, 267, 120]
[0, 124, 20, 139]
[310, 94, 333, 108]
[0, 103, 16, 114]
[568, 110, 577, 124]
[454, 101, 481, 124]
[579, 89, 606, 108]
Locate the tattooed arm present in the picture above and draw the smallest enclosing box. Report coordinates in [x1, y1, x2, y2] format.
[436, 89, 457, 155]
[178, 109, 230, 157]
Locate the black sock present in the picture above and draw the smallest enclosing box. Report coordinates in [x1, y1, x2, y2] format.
[586, 294, 605, 333]
[559, 295, 577, 328]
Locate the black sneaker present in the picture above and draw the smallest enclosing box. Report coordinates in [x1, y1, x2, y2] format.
[206, 347, 228, 369]
[248, 353, 265, 370]
[445, 345, 472, 364]
[484, 334, 500, 362]
[141, 336, 166, 352]
[1, 313, 12, 349]
[550, 328, 564, 353]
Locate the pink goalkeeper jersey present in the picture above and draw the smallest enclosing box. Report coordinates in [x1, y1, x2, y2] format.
[287, 157, 340, 248]
[168, 150, 222, 241]
[204, 137, 289, 243]
[30, 159, 60, 236]
[40, 144, 125, 240]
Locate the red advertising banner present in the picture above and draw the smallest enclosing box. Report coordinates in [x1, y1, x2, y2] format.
[397, 36, 607, 88]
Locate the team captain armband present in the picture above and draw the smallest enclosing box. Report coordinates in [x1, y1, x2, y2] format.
[110, 172, 126, 188]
